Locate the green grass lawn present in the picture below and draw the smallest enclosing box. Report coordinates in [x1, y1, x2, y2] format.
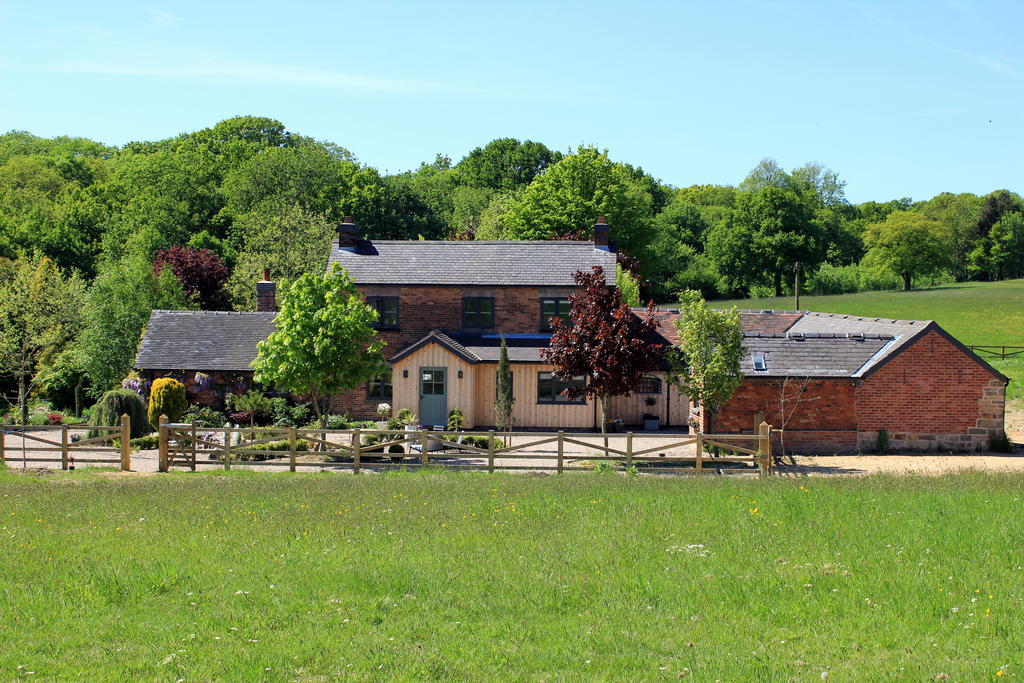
[711, 278, 1024, 402]
[1, 469, 1022, 679]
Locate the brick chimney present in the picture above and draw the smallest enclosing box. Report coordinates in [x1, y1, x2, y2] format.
[256, 268, 276, 312]
[594, 216, 610, 250]
[338, 216, 360, 250]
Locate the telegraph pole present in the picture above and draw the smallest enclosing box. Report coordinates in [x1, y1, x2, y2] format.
[793, 262, 802, 311]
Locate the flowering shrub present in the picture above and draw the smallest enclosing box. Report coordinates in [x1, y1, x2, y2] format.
[121, 372, 150, 398]
[45, 412, 65, 425]
[193, 372, 213, 392]
[376, 403, 391, 419]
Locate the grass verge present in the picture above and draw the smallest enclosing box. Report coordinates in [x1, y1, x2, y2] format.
[0, 470, 1021, 678]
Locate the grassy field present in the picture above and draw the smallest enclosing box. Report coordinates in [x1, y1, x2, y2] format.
[1, 469, 1022, 679]
[712, 278, 1024, 402]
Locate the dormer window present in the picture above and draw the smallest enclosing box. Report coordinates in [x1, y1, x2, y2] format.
[752, 354, 767, 372]
[367, 296, 399, 329]
[462, 297, 494, 330]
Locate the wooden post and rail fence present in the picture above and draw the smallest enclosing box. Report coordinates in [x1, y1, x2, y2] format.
[155, 415, 775, 476]
[0, 414, 132, 471]
[966, 345, 1024, 360]
[0, 414, 775, 475]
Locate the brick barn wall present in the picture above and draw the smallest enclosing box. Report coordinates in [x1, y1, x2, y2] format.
[855, 329, 1006, 452]
[709, 378, 859, 455]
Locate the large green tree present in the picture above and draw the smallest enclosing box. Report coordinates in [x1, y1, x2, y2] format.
[706, 187, 824, 296]
[918, 192, 983, 281]
[252, 264, 387, 428]
[226, 204, 335, 309]
[78, 256, 189, 396]
[455, 138, 562, 192]
[862, 211, 953, 290]
[502, 146, 655, 254]
[969, 212, 1024, 281]
[0, 254, 86, 423]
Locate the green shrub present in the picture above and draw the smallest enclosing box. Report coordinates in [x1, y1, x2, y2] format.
[226, 390, 274, 425]
[130, 435, 160, 450]
[148, 377, 188, 426]
[90, 389, 151, 439]
[272, 402, 312, 427]
[876, 429, 890, 454]
[181, 405, 227, 428]
[236, 439, 309, 461]
[446, 409, 465, 431]
[988, 432, 1015, 453]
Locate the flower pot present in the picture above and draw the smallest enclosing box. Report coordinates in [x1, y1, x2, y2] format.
[643, 418, 660, 431]
[376, 421, 388, 430]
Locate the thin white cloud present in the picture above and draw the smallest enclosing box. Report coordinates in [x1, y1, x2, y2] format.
[857, 5, 1024, 81]
[147, 8, 181, 28]
[1, 55, 492, 95]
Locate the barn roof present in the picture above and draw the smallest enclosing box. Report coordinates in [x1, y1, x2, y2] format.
[328, 240, 618, 287]
[647, 308, 1006, 381]
[134, 310, 277, 372]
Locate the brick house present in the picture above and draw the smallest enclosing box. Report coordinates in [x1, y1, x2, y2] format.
[649, 309, 1008, 453]
[135, 218, 1007, 450]
[136, 219, 689, 430]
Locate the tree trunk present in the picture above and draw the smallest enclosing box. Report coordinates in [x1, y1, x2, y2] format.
[773, 270, 783, 297]
[18, 374, 28, 426]
[599, 395, 609, 454]
[902, 272, 912, 291]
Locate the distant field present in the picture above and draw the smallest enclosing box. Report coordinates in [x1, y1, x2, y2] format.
[0, 470, 1022, 679]
[708, 279, 1024, 401]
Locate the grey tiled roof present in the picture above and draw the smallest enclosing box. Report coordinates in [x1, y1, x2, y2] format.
[328, 240, 618, 286]
[788, 312, 930, 376]
[389, 331, 551, 364]
[742, 334, 893, 377]
[135, 310, 277, 372]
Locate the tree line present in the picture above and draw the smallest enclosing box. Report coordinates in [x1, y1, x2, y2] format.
[1, 115, 1022, 414]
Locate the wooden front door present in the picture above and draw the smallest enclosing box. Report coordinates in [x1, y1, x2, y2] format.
[418, 367, 447, 426]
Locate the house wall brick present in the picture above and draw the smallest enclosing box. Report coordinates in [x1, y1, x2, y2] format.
[331, 285, 579, 421]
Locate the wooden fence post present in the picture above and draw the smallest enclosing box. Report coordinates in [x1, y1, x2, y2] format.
[696, 433, 703, 475]
[158, 414, 169, 472]
[0, 423, 5, 467]
[420, 432, 429, 466]
[557, 431, 564, 474]
[223, 427, 231, 471]
[626, 431, 633, 470]
[487, 430, 495, 473]
[120, 414, 131, 471]
[758, 421, 772, 476]
[190, 422, 197, 472]
[289, 427, 298, 473]
[61, 424, 69, 470]
[353, 428, 361, 474]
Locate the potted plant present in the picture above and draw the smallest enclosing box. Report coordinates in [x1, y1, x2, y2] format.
[375, 403, 391, 430]
[643, 397, 660, 431]
[606, 417, 623, 433]
[396, 409, 417, 432]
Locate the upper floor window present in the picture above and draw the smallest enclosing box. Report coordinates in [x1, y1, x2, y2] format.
[463, 297, 494, 329]
[636, 375, 662, 394]
[367, 296, 399, 329]
[537, 371, 585, 404]
[540, 297, 571, 331]
[367, 371, 393, 399]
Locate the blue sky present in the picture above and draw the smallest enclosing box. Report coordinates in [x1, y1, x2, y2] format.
[1, 0, 1021, 202]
